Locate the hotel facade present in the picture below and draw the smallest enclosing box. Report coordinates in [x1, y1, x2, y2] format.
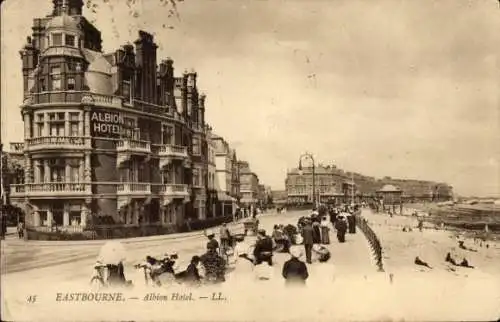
[8, 0, 218, 234]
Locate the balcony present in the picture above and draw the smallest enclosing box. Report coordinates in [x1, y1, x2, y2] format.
[27, 91, 86, 105]
[160, 184, 189, 197]
[156, 144, 189, 168]
[117, 182, 151, 196]
[26, 136, 91, 152]
[10, 183, 91, 198]
[157, 184, 190, 205]
[116, 139, 151, 165]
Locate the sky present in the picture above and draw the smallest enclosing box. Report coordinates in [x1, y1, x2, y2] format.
[1, 0, 499, 197]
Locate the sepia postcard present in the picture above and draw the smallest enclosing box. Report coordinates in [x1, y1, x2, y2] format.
[1, 0, 499, 321]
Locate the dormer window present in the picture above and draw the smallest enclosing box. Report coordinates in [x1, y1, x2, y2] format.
[65, 34, 75, 47]
[52, 33, 63, 46]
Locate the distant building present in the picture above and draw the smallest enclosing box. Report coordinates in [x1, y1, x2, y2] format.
[271, 190, 287, 204]
[286, 165, 355, 205]
[211, 134, 238, 216]
[285, 164, 453, 205]
[238, 161, 259, 206]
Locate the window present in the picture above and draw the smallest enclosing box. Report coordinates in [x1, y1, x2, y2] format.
[38, 164, 45, 183]
[51, 66, 61, 90]
[36, 114, 45, 137]
[193, 169, 200, 186]
[162, 167, 172, 184]
[69, 112, 79, 136]
[162, 125, 173, 145]
[50, 166, 64, 182]
[40, 211, 48, 227]
[70, 166, 79, 182]
[67, 77, 75, 90]
[70, 211, 81, 226]
[48, 112, 65, 136]
[164, 92, 171, 104]
[65, 34, 75, 47]
[52, 33, 62, 46]
[122, 117, 135, 139]
[192, 137, 201, 155]
[39, 79, 46, 91]
[122, 81, 131, 101]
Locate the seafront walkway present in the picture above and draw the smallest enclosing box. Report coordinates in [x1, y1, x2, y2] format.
[1, 209, 376, 276]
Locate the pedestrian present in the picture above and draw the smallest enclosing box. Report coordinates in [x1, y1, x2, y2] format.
[17, 221, 24, 239]
[347, 213, 356, 234]
[335, 216, 347, 243]
[301, 219, 314, 264]
[204, 230, 219, 253]
[200, 248, 226, 283]
[253, 229, 273, 266]
[282, 247, 309, 286]
[320, 216, 330, 244]
[312, 220, 321, 244]
[219, 223, 231, 255]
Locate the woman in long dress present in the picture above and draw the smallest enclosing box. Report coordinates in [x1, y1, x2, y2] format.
[320, 217, 330, 244]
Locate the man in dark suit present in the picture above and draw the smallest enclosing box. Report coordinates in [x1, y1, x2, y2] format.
[301, 219, 314, 264]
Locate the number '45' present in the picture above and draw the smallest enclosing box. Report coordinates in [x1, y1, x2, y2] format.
[27, 295, 37, 303]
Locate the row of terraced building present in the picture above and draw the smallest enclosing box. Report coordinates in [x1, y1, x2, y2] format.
[286, 164, 454, 205]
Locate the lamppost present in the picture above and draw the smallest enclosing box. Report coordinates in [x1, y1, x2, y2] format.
[297, 153, 316, 207]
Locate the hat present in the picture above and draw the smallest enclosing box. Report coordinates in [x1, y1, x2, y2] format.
[290, 247, 303, 258]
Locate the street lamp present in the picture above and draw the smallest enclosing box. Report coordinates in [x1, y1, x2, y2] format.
[298, 153, 316, 207]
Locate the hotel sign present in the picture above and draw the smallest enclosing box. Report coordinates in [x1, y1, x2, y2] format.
[91, 111, 132, 138]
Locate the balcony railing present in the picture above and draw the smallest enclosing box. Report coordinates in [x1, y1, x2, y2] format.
[158, 184, 189, 198]
[26, 91, 182, 120]
[9, 142, 24, 153]
[117, 182, 151, 195]
[26, 136, 91, 151]
[10, 183, 91, 197]
[28, 91, 86, 105]
[131, 99, 171, 115]
[157, 144, 188, 159]
[116, 139, 151, 154]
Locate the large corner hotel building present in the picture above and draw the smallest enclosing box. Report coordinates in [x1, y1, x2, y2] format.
[9, 0, 217, 232]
